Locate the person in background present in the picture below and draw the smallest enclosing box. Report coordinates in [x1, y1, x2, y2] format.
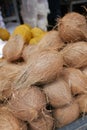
[47, 0, 61, 30]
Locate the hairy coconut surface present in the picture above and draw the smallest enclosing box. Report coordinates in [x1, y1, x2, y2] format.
[22, 44, 39, 62]
[13, 50, 63, 90]
[0, 62, 22, 100]
[3, 34, 25, 62]
[58, 12, 87, 43]
[82, 67, 87, 77]
[61, 41, 87, 68]
[76, 94, 87, 114]
[62, 68, 87, 96]
[8, 86, 47, 122]
[0, 107, 27, 130]
[43, 78, 72, 108]
[53, 102, 80, 128]
[0, 58, 6, 66]
[38, 30, 64, 50]
[29, 110, 54, 130]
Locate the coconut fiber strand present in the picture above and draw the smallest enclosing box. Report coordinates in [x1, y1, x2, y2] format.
[13, 50, 63, 90]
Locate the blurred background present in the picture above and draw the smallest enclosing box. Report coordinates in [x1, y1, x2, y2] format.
[0, 0, 87, 33]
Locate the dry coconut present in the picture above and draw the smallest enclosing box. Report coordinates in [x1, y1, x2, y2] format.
[3, 34, 25, 62]
[0, 107, 27, 130]
[76, 94, 87, 114]
[53, 102, 80, 128]
[13, 50, 63, 90]
[58, 12, 87, 43]
[62, 68, 87, 96]
[43, 78, 72, 108]
[29, 110, 54, 130]
[8, 86, 46, 122]
[82, 67, 87, 77]
[38, 30, 64, 50]
[22, 44, 39, 62]
[0, 62, 22, 100]
[61, 41, 87, 68]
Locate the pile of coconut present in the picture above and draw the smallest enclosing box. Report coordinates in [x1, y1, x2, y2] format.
[1, 12, 87, 130]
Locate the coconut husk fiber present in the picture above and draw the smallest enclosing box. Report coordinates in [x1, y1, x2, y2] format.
[82, 66, 87, 77]
[8, 86, 47, 122]
[38, 30, 64, 51]
[62, 68, 87, 96]
[43, 78, 72, 108]
[3, 34, 25, 62]
[0, 107, 27, 130]
[53, 102, 80, 128]
[29, 110, 54, 130]
[0, 59, 8, 69]
[61, 41, 87, 68]
[12, 50, 63, 90]
[76, 94, 87, 114]
[58, 12, 87, 43]
[22, 44, 39, 62]
[0, 61, 22, 101]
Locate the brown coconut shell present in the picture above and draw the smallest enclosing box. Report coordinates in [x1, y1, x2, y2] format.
[61, 41, 87, 68]
[53, 102, 80, 128]
[58, 12, 87, 43]
[29, 110, 54, 130]
[8, 86, 47, 122]
[62, 68, 87, 96]
[43, 78, 72, 108]
[38, 30, 64, 50]
[76, 94, 87, 114]
[13, 50, 63, 90]
[0, 62, 22, 100]
[3, 34, 25, 62]
[0, 107, 27, 130]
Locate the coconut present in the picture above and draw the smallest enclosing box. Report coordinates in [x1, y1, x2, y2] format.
[8, 86, 47, 122]
[53, 102, 80, 128]
[22, 44, 39, 62]
[0, 58, 7, 69]
[13, 50, 63, 90]
[62, 68, 87, 96]
[76, 94, 87, 114]
[0, 107, 27, 130]
[29, 110, 54, 130]
[58, 12, 87, 43]
[61, 41, 87, 68]
[43, 78, 72, 108]
[38, 30, 64, 50]
[0, 62, 22, 100]
[3, 34, 25, 62]
[82, 67, 87, 77]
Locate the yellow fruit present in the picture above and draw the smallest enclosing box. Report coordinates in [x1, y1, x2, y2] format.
[12, 25, 32, 43]
[31, 27, 44, 38]
[29, 33, 45, 45]
[0, 28, 10, 41]
[24, 24, 32, 30]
